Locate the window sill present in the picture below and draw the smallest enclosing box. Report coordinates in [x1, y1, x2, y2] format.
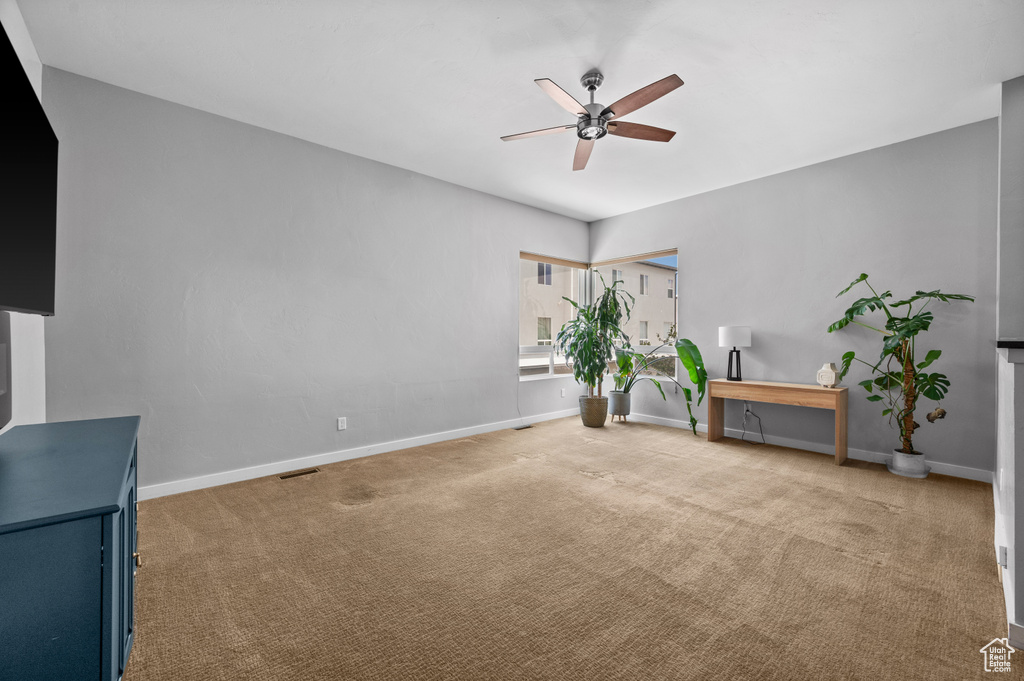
[518, 373, 579, 383]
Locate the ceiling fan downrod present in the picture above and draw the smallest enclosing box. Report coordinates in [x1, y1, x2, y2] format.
[577, 71, 608, 140]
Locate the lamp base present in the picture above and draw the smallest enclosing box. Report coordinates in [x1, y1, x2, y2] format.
[727, 348, 742, 381]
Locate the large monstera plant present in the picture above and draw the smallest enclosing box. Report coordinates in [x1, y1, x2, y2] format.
[827, 273, 974, 455]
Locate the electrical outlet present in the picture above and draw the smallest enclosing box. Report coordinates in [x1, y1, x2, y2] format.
[337, 417, 347, 431]
[560, 388, 566, 397]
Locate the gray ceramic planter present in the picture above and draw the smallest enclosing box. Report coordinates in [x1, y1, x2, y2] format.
[887, 449, 930, 478]
[608, 391, 631, 418]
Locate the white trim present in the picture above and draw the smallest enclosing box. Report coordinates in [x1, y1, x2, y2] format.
[518, 373, 578, 383]
[140, 407, 581, 500]
[627, 412, 992, 482]
[1009, 623, 1024, 650]
[627, 412, 709, 433]
[994, 480, 1016, 626]
[998, 347, 1024, 364]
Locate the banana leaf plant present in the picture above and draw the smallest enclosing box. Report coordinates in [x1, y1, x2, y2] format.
[827, 273, 974, 454]
[612, 339, 708, 435]
[555, 274, 633, 398]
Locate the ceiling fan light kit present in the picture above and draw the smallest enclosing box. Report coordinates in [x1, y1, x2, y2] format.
[501, 70, 683, 171]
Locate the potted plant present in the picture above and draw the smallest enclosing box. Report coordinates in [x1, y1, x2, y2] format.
[556, 275, 633, 427]
[827, 273, 974, 477]
[610, 339, 708, 435]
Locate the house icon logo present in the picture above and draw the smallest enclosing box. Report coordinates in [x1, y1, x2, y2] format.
[980, 638, 1015, 672]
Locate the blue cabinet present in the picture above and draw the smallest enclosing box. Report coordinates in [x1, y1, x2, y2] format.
[0, 416, 140, 681]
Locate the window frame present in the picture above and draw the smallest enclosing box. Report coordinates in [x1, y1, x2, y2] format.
[519, 252, 588, 381]
[519, 249, 677, 381]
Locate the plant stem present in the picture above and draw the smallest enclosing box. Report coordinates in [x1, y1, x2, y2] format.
[850, 319, 892, 335]
[863, 280, 894, 320]
[899, 338, 916, 453]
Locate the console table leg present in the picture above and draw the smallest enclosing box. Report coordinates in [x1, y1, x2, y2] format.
[708, 396, 725, 441]
[834, 391, 848, 465]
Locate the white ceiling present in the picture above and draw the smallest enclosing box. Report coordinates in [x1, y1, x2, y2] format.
[15, 0, 1024, 222]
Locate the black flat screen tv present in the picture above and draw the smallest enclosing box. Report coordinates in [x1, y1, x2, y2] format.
[0, 23, 57, 317]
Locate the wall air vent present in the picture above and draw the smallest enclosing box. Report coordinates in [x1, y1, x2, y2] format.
[278, 468, 320, 480]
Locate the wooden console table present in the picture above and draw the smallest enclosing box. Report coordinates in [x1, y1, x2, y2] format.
[707, 379, 848, 465]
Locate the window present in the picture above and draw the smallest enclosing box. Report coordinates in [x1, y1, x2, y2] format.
[537, 317, 552, 345]
[537, 262, 552, 285]
[591, 251, 678, 374]
[520, 254, 587, 378]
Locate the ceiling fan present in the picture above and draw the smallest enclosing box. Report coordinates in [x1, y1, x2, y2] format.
[500, 71, 684, 171]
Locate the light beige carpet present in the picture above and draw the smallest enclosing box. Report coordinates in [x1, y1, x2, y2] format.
[125, 418, 1006, 680]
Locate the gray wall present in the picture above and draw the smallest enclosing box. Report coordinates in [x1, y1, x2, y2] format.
[0, 313, 45, 434]
[999, 76, 1024, 341]
[42, 68, 588, 488]
[591, 120, 998, 473]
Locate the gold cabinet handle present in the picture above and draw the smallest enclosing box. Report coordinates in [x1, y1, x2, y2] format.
[133, 552, 142, 568]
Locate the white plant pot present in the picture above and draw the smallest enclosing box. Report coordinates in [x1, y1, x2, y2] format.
[887, 449, 930, 478]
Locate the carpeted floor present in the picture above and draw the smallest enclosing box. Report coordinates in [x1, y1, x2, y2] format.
[124, 418, 1006, 680]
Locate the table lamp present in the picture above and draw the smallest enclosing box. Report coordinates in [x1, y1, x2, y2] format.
[719, 326, 751, 381]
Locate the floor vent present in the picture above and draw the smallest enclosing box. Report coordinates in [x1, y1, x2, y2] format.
[512, 424, 533, 431]
[278, 468, 320, 480]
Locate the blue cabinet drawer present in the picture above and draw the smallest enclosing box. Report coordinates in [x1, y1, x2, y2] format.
[0, 416, 140, 681]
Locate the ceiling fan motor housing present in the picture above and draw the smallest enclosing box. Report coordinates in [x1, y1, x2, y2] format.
[577, 102, 609, 140]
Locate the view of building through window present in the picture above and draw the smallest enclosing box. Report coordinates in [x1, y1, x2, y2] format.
[592, 253, 678, 377]
[519, 252, 677, 379]
[537, 317, 552, 345]
[519, 255, 585, 377]
[537, 262, 552, 286]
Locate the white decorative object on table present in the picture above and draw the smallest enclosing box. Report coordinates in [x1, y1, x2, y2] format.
[816, 362, 840, 388]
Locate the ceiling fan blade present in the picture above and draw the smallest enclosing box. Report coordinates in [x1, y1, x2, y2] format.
[601, 74, 684, 119]
[573, 139, 594, 171]
[500, 125, 575, 142]
[607, 121, 676, 142]
[535, 78, 588, 116]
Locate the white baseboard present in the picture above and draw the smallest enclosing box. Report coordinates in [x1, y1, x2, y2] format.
[139, 407, 580, 500]
[627, 413, 708, 433]
[1010, 623, 1024, 650]
[627, 413, 992, 483]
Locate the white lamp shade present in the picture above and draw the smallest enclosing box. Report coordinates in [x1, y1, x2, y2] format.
[719, 326, 751, 348]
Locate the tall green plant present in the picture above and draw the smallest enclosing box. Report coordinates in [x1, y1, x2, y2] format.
[612, 339, 707, 435]
[827, 273, 974, 454]
[555, 274, 633, 398]
[676, 339, 708, 434]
